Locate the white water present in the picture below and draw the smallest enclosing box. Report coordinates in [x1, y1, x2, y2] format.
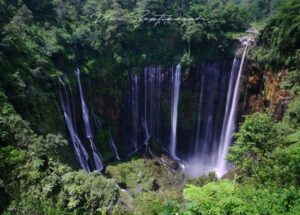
[216, 44, 249, 177]
[143, 68, 151, 146]
[59, 46, 248, 175]
[194, 76, 205, 153]
[170, 64, 181, 159]
[131, 73, 139, 152]
[59, 78, 91, 172]
[143, 67, 163, 147]
[93, 112, 121, 161]
[108, 132, 121, 160]
[76, 69, 104, 171]
[93, 112, 102, 130]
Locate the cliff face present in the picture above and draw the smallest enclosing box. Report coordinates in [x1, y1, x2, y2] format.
[244, 63, 292, 119]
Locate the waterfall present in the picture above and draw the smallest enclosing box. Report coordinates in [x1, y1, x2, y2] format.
[108, 132, 121, 160]
[183, 63, 228, 176]
[75, 69, 104, 171]
[58, 78, 91, 172]
[76, 69, 92, 138]
[170, 64, 181, 159]
[120, 58, 248, 176]
[93, 113, 121, 161]
[143, 66, 162, 146]
[129, 72, 139, 153]
[202, 64, 219, 155]
[194, 76, 205, 154]
[143, 68, 150, 146]
[58, 49, 248, 175]
[126, 67, 163, 155]
[65, 76, 78, 133]
[93, 112, 102, 131]
[216, 44, 249, 176]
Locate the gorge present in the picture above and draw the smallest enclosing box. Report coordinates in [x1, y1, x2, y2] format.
[1, 0, 299, 214]
[59, 41, 251, 177]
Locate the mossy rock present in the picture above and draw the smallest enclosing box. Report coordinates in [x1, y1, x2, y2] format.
[186, 172, 218, 187]
[105, 157, 184, 194]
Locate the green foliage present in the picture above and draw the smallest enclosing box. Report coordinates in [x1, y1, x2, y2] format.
[227, 113, 277, 176]
[0, 0, 251, 137]
[182, 180, 300, 215]
[5, 156, 119, 214]
[0, 90, 119, 214]
[184, 180, 245, 214]
[0, 2, 63, 133]
[283, 96, 300, 128]
[183, 0, 250, 63]
[2, 197, 74, 215]
[239, 0, 280, 20]
[282, 69, 300, 94]
[131, 187, 183, 215]
[0, 179, 10, 213]
[0, 91, 34, 148]
[0, 90, 77, 167]
[260, 0, 300, 54]
[159, 200, 182, 215]
[228, 97, 300, 187]
[56, 171, 118, 213]
[0, 0, 299, 214]
[250, 0, 300, 69]
[273, 143, 300, 186]
[0, 146, 26, 174]
[133, 192, 165, 215]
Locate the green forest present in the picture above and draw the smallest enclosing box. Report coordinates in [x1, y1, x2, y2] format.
[0, 0, 300, 214]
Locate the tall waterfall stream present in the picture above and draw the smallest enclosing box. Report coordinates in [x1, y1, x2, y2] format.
[59, 42, 251, 177]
